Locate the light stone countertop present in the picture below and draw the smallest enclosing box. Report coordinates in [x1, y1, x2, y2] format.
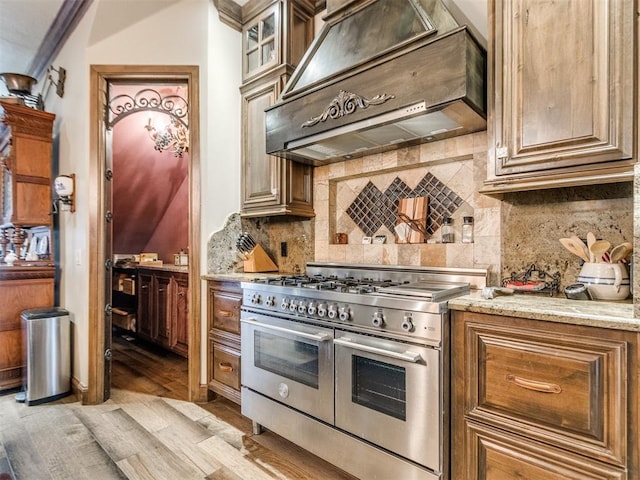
[201, 272, 283, 283]
[136, 264, 189, 274]
[449, 291, 639, 331]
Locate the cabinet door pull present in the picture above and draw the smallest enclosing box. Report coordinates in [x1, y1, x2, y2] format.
[218, 362, 233, 372]
[506, 374, 562, 394]
[219, 310, 233, 317]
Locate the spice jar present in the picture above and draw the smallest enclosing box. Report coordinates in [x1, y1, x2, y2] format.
[462, 216, 474, 243]
[441, 217, 454, 243]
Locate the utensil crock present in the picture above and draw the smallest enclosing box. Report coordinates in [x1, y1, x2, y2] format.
[577, 262, 630, 301]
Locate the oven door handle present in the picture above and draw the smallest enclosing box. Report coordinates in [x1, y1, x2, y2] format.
[241, 318, 332, 342]
[334, 337, 423, 363]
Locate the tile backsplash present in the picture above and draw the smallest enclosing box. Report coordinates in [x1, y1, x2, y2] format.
[313, 132, 503, 286]
[208, 131, 633, 293]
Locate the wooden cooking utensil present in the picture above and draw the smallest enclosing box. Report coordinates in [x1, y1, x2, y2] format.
[589, 240, 611, 263]
[569, 235, 590, 263]
[586, 232, 596, 262]
[610, 242, 633, 263]
[560, 238, 590, 262]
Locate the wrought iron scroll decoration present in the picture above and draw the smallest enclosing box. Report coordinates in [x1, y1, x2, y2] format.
[107, 88, 188, 129]
[501, 264, 561, 297]
[301, 89, 395, 128]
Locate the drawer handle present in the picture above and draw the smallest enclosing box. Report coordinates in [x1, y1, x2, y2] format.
[219, 310, 233, 317]
[507, 374, 562, 394]
[218, 362, 233, 372]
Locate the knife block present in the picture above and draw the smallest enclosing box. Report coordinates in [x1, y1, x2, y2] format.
[243, 244, 278, 272]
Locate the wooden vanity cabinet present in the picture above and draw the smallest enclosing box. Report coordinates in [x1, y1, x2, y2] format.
[206, 280, 243, 404]
[136, 268, 188, 357]
[240, 0, 315, 218]
[451, 310, 640, 479]
[0, 102, 55, 227]
[483, 0, 637, 193]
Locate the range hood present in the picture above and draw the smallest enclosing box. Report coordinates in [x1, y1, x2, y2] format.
[265, 0, 486, 166]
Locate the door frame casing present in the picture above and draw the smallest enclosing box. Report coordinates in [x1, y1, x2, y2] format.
[88, 64, 202, 404]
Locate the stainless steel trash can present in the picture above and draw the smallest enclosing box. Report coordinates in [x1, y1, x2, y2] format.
[20, 307, 71, 405]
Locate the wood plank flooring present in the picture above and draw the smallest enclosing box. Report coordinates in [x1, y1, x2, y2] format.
[0, 332, 357, 480]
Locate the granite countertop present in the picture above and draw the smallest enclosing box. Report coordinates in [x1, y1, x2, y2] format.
[201, 272, 283, 282]
[449, 291, 639, 331]
[135, 264, 189, 274]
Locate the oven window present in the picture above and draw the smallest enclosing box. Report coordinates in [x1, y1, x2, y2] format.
[352, 356, 406, 421]
[254, 331, 319, 388]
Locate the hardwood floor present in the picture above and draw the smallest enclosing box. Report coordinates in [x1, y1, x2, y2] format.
[0, 331, 357, 480]
[111, 331, 189, 401]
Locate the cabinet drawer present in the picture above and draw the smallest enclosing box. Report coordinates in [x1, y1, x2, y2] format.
[212, 292, 241, 334]
[212, 344, 240, 391]
[464, 319, 626, 465]
[463, 420, 626, 480]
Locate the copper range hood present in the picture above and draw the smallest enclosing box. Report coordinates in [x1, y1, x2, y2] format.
[265, 0, 486, 166]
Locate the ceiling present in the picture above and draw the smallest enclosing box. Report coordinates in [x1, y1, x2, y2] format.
[0, 0, 487, 97]
[0, 0, 65, 95]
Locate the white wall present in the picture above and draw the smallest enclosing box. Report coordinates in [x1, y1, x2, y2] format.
[44, 0, 242, 388]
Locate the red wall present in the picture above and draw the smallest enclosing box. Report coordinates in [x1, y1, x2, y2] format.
[111, 85, 189, 263]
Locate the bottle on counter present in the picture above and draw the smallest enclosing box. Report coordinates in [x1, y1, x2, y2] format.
[441, 217, 454, 243]
[462, 216, 474, 243]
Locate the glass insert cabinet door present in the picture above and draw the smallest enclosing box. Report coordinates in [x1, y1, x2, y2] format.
[243, 3, 279, 79]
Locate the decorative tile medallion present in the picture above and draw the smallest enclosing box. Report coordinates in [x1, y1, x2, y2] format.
[345, 182, 384, 237]
[346, 173, 463, 238]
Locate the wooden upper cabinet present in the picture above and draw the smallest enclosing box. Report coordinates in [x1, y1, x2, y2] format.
[241, 74, 314, 217]
[240, 0, 315, 218]
[0, 102, 55, 226]
[483, 0, 636, 193]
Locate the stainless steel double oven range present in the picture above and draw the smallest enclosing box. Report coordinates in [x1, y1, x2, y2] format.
[241, 262, 487, 480]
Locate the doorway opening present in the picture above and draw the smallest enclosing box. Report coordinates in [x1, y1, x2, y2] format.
[88, 65, 201, 405]
[109, 81, 190, 400]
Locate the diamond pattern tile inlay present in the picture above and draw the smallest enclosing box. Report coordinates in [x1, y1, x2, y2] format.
[346, 173, 464, 239]
[382, 178, 413, 231]
[345, 181, 384, 237]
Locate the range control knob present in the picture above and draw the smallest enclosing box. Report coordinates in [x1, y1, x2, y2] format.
[307, 301, 317, 315]
[372, 311, 385, 328]
[338, 306, 351, 321]
[297, 301, 307, 314]
[288, 300, 298, 312]
[327, 304, 339, 319]
[251, 293, 262, 304]
[317, 303, 327, 317]
[401, 314, 414, 332]
[265, 296, 276, 307]
[280, 298, 290, 310]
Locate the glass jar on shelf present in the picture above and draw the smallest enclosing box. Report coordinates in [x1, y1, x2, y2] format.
[462, 216, 474, 243]
[441, 217, 454, 243]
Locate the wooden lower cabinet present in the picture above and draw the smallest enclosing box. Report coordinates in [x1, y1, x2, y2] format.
[451, 311, 639, 479]
[171, 272, 189, 357]
[0, 267, 54, 391]
[206, 280, 242, 404]
[465, 421, 626, 480]
[137, 268, 188, 357]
